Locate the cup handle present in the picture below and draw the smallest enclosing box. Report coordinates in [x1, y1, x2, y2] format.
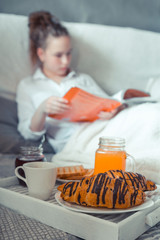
[15, 166, 27, 184]
[126, 153, 135, 172]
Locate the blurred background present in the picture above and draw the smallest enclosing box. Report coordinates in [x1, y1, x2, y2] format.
[0, 0, 160, 32]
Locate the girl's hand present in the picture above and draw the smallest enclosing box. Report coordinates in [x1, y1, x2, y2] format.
[41, 96, 70, 115]
[30, 96, 70, 132]
[124, 89, 150, 99]
[98, 104, 126, 120]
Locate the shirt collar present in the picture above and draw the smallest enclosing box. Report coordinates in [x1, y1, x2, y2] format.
[33, 68, 77, 81]
[33, 68, 48, 80]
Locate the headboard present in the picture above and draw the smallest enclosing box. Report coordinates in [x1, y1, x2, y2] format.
[1, 0, 160, 33]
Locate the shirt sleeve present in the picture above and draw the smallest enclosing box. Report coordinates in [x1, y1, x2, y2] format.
[16, 78, 46, 140]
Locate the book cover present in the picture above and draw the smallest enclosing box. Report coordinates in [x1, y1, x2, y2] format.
[49, 87, 122, 122]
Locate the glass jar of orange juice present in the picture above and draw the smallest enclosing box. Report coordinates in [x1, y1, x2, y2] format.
[94, 137, 134, 175]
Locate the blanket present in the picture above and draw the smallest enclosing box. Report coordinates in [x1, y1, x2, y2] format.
[52, 102, 160, 184]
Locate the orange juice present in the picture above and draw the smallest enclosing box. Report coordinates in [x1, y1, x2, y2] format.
[94, 151, 126, 175]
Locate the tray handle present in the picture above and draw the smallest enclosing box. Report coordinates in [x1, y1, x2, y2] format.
[145, 206, 160, 227]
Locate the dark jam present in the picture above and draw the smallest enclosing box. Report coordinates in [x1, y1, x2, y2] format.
[15, 147, 44, 186]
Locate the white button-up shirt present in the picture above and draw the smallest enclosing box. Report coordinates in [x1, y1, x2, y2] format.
[16, 68, 109, 152]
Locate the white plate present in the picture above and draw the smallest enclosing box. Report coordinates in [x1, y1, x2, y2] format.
[55, 192, 154, 214]
[56, 178, 80, 183]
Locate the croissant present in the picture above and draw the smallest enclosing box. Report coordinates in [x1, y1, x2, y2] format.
[58, 173, 145, 209]
[105, 170, 157, 191]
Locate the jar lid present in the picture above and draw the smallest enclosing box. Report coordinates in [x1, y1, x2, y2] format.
[99, 137, 125, 147]
[19, 146, 43, 155]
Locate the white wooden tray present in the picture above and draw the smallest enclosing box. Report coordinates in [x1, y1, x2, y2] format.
[0, 176, 160, 240]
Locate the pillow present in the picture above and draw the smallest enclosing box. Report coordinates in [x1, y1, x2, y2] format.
[0, 96, 54, 154]
[146, 76, 160, 99]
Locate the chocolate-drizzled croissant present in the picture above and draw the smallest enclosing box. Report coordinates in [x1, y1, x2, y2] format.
[105, 170, 157, 191]
[58, 173, 145, 209]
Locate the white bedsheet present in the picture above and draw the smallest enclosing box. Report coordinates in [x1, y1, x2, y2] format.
[52, 102, 160, 184]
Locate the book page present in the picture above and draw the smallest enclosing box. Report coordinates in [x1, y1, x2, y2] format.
[122, 97, 158, 106]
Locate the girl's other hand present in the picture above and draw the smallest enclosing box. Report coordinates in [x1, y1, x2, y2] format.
[98, 104, 126, 120]
[124, 89, 150, 99]
[41, 96, 70, 115]
[98, 110, 117, 120]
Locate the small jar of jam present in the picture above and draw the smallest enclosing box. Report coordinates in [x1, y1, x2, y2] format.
[15, 146, 45, 186]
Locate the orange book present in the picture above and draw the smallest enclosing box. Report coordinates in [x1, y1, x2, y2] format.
[49, 87, 122, 122]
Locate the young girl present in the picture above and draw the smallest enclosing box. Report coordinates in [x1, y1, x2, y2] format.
[16, 11, 148, 153]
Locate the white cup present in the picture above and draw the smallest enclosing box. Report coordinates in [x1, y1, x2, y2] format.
[15, 162, 57, 200]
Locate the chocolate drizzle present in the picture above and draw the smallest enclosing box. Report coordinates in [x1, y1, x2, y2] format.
[112, 178, 128, 208]
[90, 174, 105, 204]
[77, 193, 81, 204]
[87, 173, 131, 208]
[130, 189, 139, 206]
[59, 170, 147, 209]
[106, 170, 148, 191]
[62, 181, 79, 197]
[102, 177, 110, 204]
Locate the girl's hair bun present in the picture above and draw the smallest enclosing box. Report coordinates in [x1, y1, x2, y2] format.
[28, 11, 59, 29]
